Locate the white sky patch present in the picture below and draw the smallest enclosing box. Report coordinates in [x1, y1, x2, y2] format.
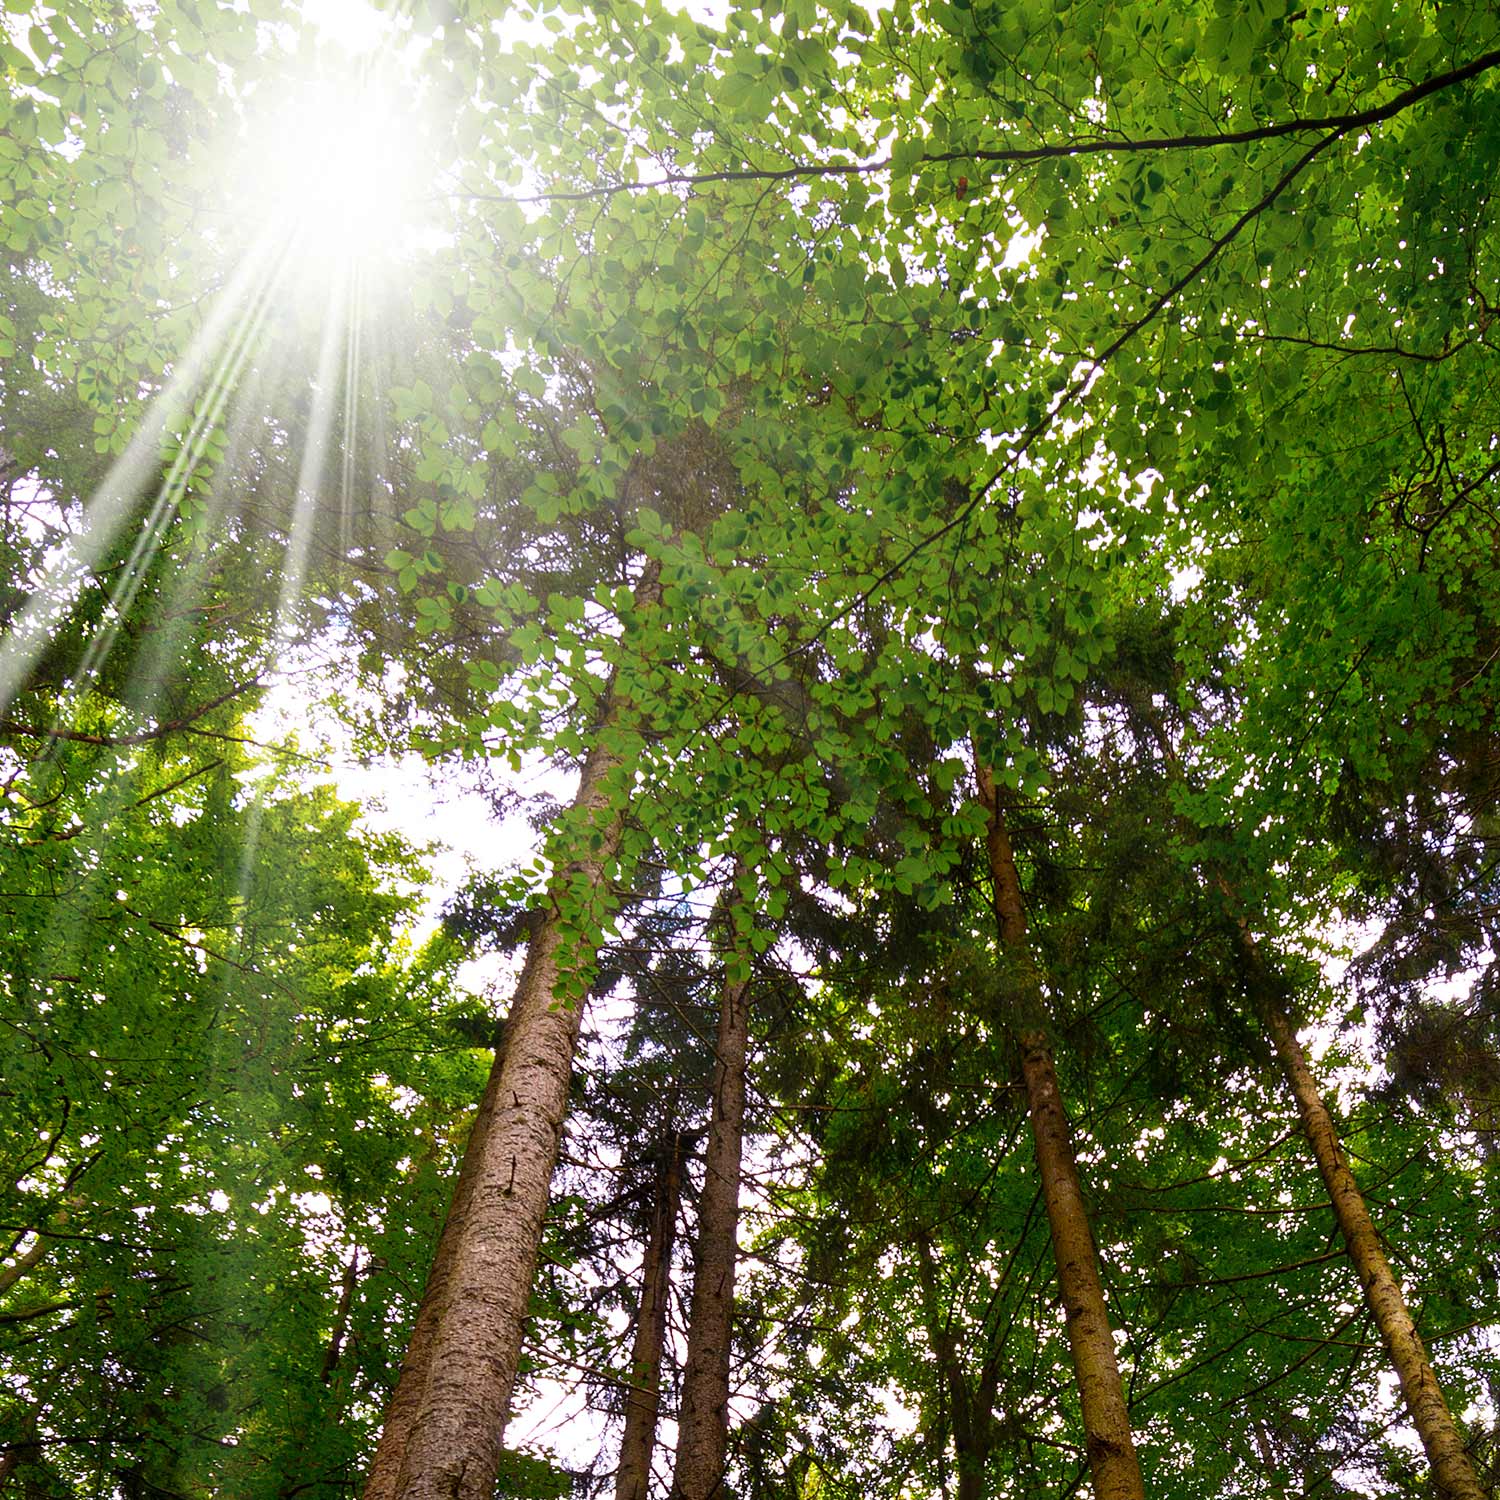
[1170, 564, 1203, 601]
[1001, 223, 1044, 270]
[250, 660, 549, 1007]
[266, 83, 422, 256]
[298, 0, 393, 52]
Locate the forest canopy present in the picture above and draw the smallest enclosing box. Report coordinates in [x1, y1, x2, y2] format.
[1, 0, 1498, 1496]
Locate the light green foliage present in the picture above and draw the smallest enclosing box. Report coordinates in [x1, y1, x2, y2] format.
[0, 718, 487, 1495]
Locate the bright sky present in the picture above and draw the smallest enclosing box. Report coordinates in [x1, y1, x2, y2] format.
[252, 661, 544, 978]
[300, 0, 398, 51]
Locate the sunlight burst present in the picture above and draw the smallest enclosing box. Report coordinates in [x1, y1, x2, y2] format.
[244, 71, 431, 277]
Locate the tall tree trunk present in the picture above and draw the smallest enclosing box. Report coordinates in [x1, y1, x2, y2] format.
[361, 1045, 503, 1500]
[975, 765, 1145, 1500]
[616, 1131, 687, 1500]
[670, 907, 754, 1500]
[387, 676, 647, 1500]
[1141, 709, 1485, 1500]
[1245, 937, 1486, 1500]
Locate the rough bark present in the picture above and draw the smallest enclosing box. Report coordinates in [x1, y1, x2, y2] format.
[1261, 988, 1486, 1500]
[616, 1132, 687, 1500]
[976, 764, 1145, 1500]
[670, 927, 753, 1500]
[361, 1075, 501, 1500]
[389, 709, 638, 1500]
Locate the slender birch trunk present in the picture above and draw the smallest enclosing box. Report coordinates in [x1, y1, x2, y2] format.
[1240, 931, 1486, 1500]
[615, 1131, 686, 1500]
[669, 906, 754, 1500]
[1141, 703, 1485, 1500]
[975, 765, 1145, 1500]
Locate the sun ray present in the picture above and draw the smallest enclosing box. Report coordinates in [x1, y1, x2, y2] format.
[337, 263, 366, 566]
[103, 330, 290, 744]
[273, 263, 354, 653]
[224, 273, 355, 980]
[0, 231, 292, 716]
[61, 252, 292, 716]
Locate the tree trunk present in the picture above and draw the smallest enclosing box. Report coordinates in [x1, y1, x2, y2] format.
[1140, 707, 1486, 1500]
[0, 1237, 48, 1300]
[321, 1249, 361, 1384]
[913, 1230, 994, 1500]
[0, 1438, 32, 1489]
[616, 1132, 687, 1500]
[1261, 989, 1485, 1500]
[388, 698, 642, 1500]
[1016, 1028, 1143, 1499]
[976, 765, 1145, 1500]
[276, 1250, 366, 1500]
[956, 1463, 986, 1500]
[670, 913, 754, 1500]
[361, 1056, 502, 1500]
[0, 1422, 40, 1493]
